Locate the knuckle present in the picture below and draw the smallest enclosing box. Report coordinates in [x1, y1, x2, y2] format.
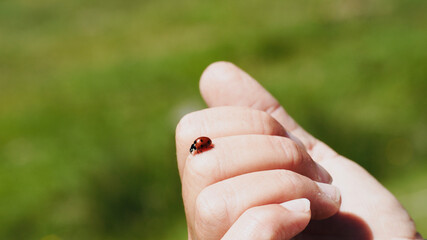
[275, 170, 303, 196]
[277, 137, 304, 169]
[264, 113, 287, 136]
[250, 110, 268, 134]
[251, 109, 287, 136]
[195, 186, 230, 230]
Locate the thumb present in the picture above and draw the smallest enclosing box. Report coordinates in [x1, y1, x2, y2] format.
[199, 61, 335, 159]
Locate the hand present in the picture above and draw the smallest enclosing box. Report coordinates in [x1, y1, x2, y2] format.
[176, 107, 341, 240]
[176, 62, 422, 240]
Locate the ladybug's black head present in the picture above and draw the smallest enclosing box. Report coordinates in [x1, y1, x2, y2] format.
[189, 143, 196, 154]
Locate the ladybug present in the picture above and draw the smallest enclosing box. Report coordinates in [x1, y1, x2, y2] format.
[190, 136, 213, 154]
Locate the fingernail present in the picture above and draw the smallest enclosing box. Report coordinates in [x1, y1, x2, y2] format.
[280, 198, 311, 213]
[316, 182, 341, 204]
[316, 164, 333, 183]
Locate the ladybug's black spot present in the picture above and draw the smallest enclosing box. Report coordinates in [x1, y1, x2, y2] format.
[190, 144, 196, 153]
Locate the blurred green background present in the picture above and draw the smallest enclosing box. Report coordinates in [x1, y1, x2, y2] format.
[0, 0, 426, 239]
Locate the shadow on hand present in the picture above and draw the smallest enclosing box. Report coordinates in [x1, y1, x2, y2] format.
[296, 212, 373, 240]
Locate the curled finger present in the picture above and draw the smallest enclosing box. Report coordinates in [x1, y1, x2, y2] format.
[222, 199, 311, 240]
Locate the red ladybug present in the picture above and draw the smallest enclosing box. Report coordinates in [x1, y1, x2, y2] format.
[190, 136, 212, 154]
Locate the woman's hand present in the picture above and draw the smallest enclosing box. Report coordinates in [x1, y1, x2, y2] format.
[176, 107, 341, 240]
[175, 62, 422, 240]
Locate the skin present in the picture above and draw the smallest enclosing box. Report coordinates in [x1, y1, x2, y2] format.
[175, 61, 423, 240]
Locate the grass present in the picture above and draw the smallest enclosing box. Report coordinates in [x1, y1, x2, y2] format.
[0, 0, 426, 239]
